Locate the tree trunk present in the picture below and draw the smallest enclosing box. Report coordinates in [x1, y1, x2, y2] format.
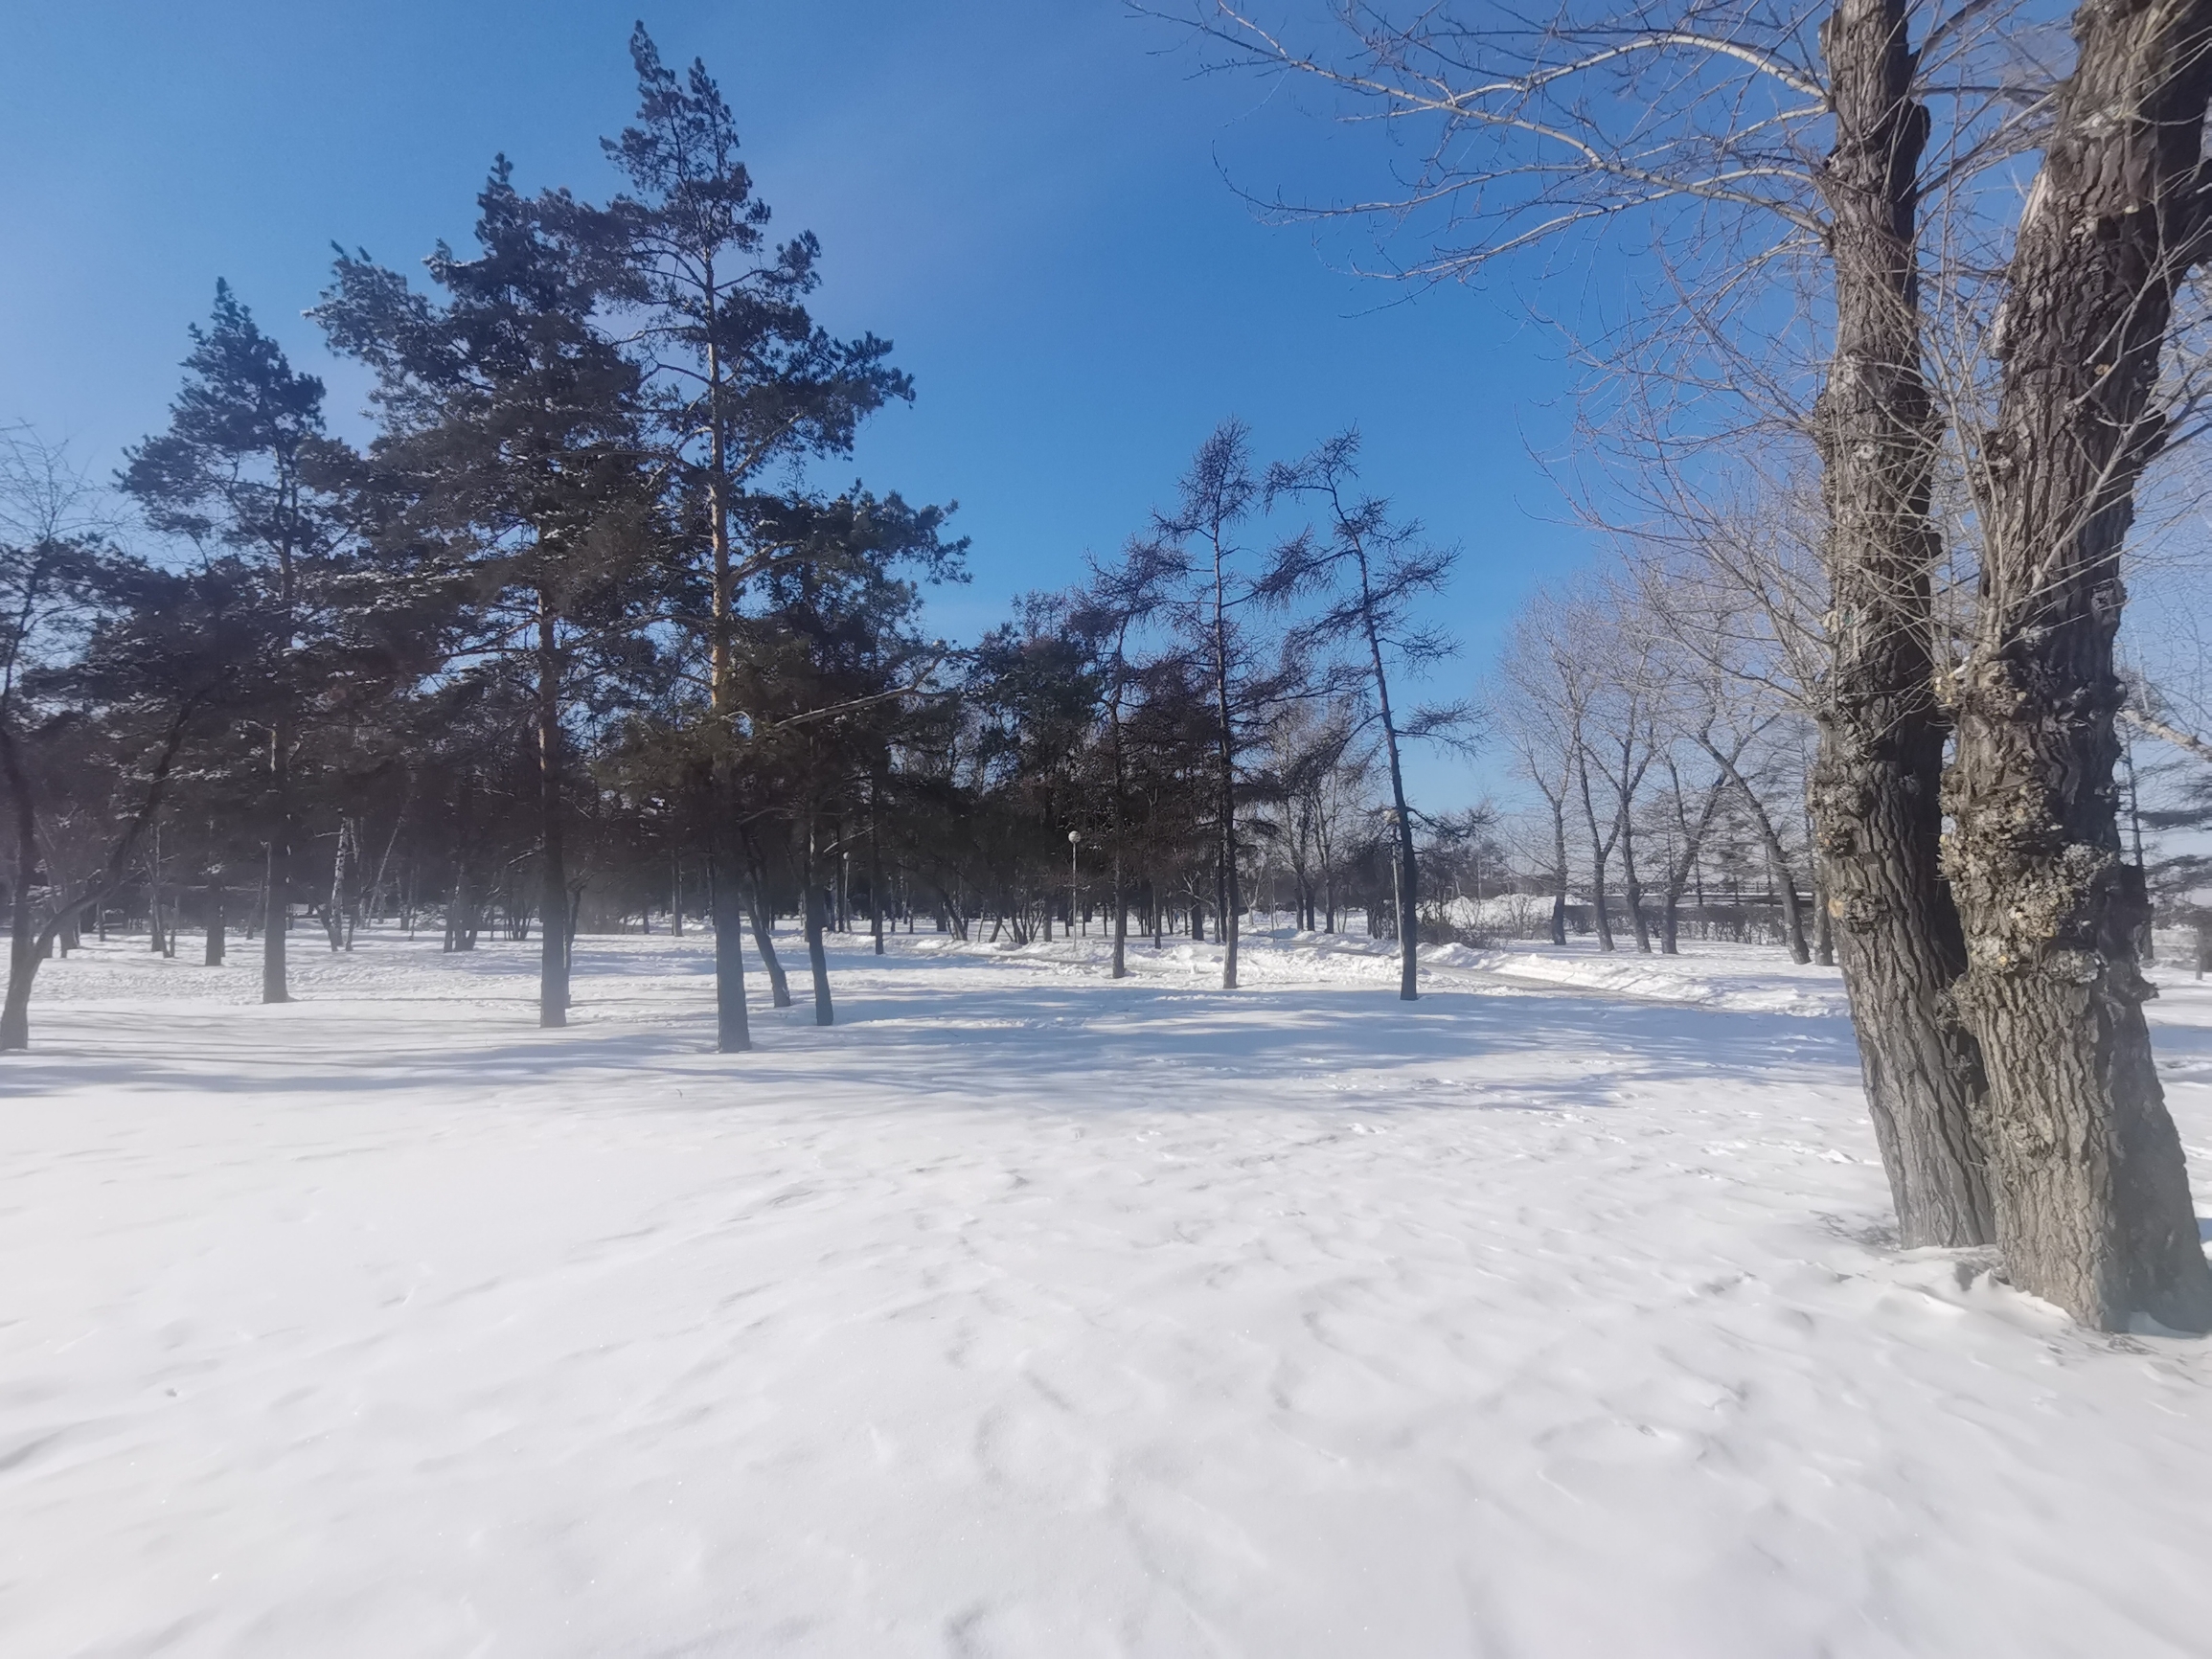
[708, 820, 750, 1056]
[1944, 0, 2212, 1329]
[1548, 794, 1570, 947]
[1805, 0, 1997, 1250]
[869, 780, 886, 957]
[1576, 750, 1615, 951]
[327, 818, 353, 952]
[1619, 812, 1652, 954]
[262, 719, 290, 1003]
[1, 731, 34, 1050]
[1747, 789, 1811, 966]
[2, 710, 190, 1051]
[205, 883, 225, 966]
[1212, 557, 1241, 991]
[1112, 852, 1128, 980]
[804, 825, 833, 1026]
[741, 840, 793, 1008]
[1702, 739, 1812, 967]
[804, 881, 833, 1026]
[536, 598, 568, 1028]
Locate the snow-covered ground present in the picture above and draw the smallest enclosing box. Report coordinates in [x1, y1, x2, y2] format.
[6, 926, 2212, 1657]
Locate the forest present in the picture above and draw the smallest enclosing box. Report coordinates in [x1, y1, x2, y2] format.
[0, 27, 1532, 1055]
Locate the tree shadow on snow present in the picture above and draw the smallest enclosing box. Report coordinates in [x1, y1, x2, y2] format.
[8, 942, 1859, 1116]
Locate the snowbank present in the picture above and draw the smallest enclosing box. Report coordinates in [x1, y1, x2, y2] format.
[1427, 939, 1854, 1017]
[909, 922, 1854, 1016]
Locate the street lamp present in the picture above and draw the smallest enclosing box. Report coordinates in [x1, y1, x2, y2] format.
[1068, 830, 1082, 938]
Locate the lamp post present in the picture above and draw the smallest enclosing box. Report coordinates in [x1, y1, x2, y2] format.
[1069, 830, 1082, 938]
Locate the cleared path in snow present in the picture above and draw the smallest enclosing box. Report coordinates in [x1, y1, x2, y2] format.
[4, 930, 2211, 1657]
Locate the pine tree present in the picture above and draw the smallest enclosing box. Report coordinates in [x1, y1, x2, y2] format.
[122, 284, 331, 1005]
[598, 24, 912, 1051]
[315, 161, 662, 1029]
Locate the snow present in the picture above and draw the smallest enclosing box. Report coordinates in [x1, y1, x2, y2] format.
[1429, 938, 1852, 1017]
[6, 927, 2212, 1656]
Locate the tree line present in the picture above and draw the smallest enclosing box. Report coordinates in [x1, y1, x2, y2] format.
[0, 29, 1472, 1059]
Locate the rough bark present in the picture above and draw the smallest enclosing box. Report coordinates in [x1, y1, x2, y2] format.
[1808, 0, 1996, 1247]
[1945, 0, 2212, 1329]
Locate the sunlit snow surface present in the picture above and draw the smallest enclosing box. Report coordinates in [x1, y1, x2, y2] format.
[6, 926, 2212, 1656]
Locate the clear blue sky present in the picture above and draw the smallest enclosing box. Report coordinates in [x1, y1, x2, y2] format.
[1, 0, 1599, 806]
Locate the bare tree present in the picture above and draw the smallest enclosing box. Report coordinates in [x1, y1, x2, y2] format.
[1653, 737, 1740, 954]
[1583, 594, 1666, 953]
[1497, 601, 1593, 947]
[1150, 0, 2029, 1247]
[1941, 4, 2212, 1329]
[1499, 588, 1630, 944]
[1640, 625, 1782, 954]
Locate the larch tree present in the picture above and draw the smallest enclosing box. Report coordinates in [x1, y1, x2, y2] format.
[1263, 431, 1468, 999]
[1153, 420, 1286, 990]
[1073, 534, 1187, 979]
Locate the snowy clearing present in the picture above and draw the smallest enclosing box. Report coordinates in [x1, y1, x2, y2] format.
[6, 929, 2212, 1657]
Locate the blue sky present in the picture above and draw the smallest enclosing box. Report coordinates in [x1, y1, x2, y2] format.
[1, 0, 1602, 806]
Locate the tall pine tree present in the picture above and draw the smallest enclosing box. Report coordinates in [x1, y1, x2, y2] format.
[597, 25, 912, 1050]
[316, 161, 661, 1029]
